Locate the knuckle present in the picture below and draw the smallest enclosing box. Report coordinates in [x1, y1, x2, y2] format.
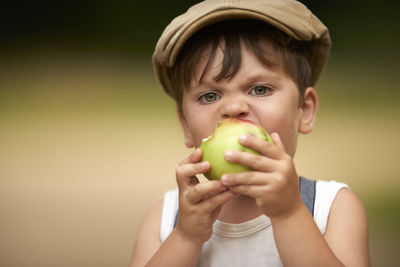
[185, 190, 196, 204]
[208, 195, 219, 206]
[251, 155, 264, 169]
[270, 173, 281, 184]
[261, 141, 272, 152]
[234, 185, 246, 194]
[191, 185, 201, 196]
[240, 173, 251, 185]
[276, 159, 289, 172]
[189, 152, 197, 162]
[185, 204, 197, 216]
[175, 166, 184, 177]
[283, 153, 292, 162]
[248, 172, 258, 185]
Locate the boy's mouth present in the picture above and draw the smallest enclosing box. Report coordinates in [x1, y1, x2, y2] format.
[232, 118, 257, 125]
[218, 118, 258, 126]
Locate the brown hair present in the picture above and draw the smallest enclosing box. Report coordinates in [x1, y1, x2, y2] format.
[169, 19, 321, 111]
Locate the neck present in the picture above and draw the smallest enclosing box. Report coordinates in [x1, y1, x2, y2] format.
[218, 194, 263, 223]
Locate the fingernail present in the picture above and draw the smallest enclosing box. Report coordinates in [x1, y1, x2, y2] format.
[200, 161, 209, 169]
[239, 134, 247, 142]
[225, 150, 233, 160]
[221, 175, 228, 185]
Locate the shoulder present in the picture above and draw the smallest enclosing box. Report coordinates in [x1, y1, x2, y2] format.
[130, 197, 164, 267]
[313, 180, 349, 234]
[327, 188, 367, 233]
[140, 188, 178, 233]
[313, 180, 367, 234]
[324, 187, 370, 266]
[135, 196, 164, 243]
[315, 180, 365, 224]
[131, 189, 180, 266]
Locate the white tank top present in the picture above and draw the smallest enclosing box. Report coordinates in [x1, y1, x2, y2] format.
[160, 180, 348, 267]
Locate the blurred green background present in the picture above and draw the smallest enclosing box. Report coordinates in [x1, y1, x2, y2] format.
[1, 1, 399, 266]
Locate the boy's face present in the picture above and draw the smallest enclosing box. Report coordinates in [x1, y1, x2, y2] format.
[178, 41, 317, 157]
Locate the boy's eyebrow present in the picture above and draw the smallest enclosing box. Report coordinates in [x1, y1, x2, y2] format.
[192, 72, 283, 91]
[235, 71, 284, 89]
[243, 73, 282, 84]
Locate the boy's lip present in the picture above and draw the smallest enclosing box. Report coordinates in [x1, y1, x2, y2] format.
[232, 118, 257, 125]
[221, 117, 258, 126]
[211, 118, 260, 133]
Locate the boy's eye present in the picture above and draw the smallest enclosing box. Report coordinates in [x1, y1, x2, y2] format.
[199, 92, 220, 104]
[250, 86, 272, 96]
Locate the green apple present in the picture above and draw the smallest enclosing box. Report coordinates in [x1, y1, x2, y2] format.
[200, 118, 273, 180]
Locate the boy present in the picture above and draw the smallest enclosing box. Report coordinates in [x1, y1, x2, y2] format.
[131, 0, 370, 266]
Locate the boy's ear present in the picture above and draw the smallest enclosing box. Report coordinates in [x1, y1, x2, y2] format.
[176, 106, 195, 148]
[299, 87, 319, 134]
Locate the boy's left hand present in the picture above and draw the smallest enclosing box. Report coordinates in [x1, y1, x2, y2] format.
[220, 132, 303, 218]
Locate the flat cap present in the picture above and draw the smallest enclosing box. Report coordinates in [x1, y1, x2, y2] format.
[153, 0, 331, 100]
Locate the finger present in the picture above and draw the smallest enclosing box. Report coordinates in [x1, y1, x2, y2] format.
[228, 184, 266, 198]
[270, 132, 286, 151]
[239, 134, 281, 159]
[224, 149, 274, 172]
[186, 180, 227, 204]
[179, 148, 202, 166]
[176, 161, 210, 188]
[221, 171, 269, 187]
[200, 190, 236, 212]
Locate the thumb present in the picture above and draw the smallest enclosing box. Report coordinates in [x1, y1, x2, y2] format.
[270, 132, 286, 151]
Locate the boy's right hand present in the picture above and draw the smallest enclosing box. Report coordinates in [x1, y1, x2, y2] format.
[175, 148, 235, 246]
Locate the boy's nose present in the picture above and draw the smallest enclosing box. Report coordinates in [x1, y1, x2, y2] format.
[220, 97, 250, 119]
